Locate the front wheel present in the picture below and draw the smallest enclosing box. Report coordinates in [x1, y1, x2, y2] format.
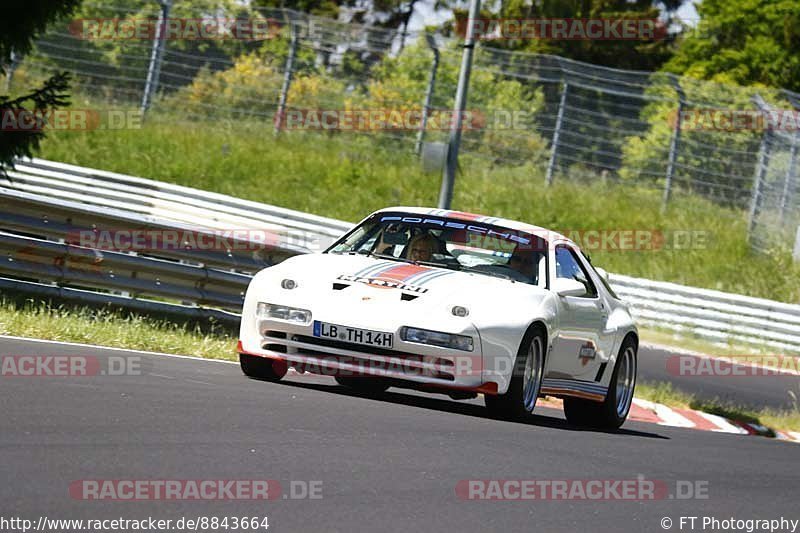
[240, 353, 288, 381]
[563, 336, 637, 429]
[485, 326, 546, 420]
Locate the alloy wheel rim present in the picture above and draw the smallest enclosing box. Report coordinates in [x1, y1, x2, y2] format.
[522, 337, 543, 412]
[615, 346, 635, 417]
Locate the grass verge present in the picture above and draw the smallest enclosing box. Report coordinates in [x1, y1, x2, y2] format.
[2, 298, 798, 432]
[0, 298, 237, 362]
[635, 381, 800, 433]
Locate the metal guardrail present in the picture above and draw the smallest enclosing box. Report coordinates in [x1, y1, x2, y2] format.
[0, 159, 353, 324]
[2, 159, 799, 352]
[610, 274, 800, 353]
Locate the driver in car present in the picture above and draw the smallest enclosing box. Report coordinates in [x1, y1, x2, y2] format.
[406, 233, 438, 262]
[509, 245, 541, 283]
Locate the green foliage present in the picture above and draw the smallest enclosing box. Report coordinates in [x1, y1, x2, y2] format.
[164, 53, 283, 118]
[252, 0, 340, 18]
[350, 39, 548, 162]
[44, 0, 261, 99]
[0, 0, 82, 72]
[0, 72, 71, 172]
[618, 75, 772, 204]
[462, 0, 682, 71]
[1, 0, 80, 174]
[663, 0, 800, 92]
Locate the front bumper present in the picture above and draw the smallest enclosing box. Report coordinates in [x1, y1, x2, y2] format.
[238, 317, 498, 395]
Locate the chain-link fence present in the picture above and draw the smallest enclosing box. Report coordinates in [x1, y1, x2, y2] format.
[5, 1, 800, 257]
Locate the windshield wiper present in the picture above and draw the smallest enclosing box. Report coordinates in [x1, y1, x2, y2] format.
[356, 249, 417, 264]
[461, 265, 514, 280]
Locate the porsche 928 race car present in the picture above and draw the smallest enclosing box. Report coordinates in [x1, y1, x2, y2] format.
[238, 207, 638, 428]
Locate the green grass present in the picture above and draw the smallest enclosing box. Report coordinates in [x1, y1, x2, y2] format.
[0, 298, 237, 361]
[636, 381, 800, 433]
[639, 327, 781, 357]
[36, 114, 800, 303]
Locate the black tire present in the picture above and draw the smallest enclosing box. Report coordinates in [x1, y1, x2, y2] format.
[484, 325, 546, 420]
[335, 376, 390, 393]
[240, 353, 288, 381]
[563, 336, 637, 429]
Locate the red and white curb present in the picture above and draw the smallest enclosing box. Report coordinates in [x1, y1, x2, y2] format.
[539, 396, 800, 443]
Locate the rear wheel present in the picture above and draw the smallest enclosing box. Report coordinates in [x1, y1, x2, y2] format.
[485, 326, 546, 420]
[335, 376, 390, 393]
[563, 336, 637, 429]
[240, 353, 288, 381]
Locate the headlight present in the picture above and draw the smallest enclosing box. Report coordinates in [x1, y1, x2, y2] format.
[400, 326, 474, 351]
[257, 302, 312, 324]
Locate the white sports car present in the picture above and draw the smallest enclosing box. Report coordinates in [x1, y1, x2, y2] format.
[238, 207, 638, 428]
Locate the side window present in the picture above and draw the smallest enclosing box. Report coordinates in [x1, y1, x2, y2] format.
[555, 246, 598, 298]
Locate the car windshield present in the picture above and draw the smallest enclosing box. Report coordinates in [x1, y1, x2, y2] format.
[327, 212, 548, 286]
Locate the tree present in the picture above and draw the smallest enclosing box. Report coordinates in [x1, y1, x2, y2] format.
[662, 0, 800, 92]
[450, 0, 684, 71]
[1, 0, 81, 174]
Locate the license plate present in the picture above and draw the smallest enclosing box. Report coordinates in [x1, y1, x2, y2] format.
[313, 321, 394, 348]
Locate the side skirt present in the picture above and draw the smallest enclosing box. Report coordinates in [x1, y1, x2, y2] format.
[541, 377, 607, 403]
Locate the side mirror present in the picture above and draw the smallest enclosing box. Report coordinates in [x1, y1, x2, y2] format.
[553, 277, 587, 297]
[595, 267, 609, 281]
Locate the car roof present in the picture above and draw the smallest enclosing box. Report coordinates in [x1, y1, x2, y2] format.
[373, 206, 577, 248]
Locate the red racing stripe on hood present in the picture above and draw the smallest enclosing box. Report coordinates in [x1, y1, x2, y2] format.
[372, 263, 431, 282]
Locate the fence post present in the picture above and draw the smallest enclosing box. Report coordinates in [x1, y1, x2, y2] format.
[662, 82, 685, 209]
[140, 0, 172, 117]
[274, 22, 299, 136]
[4, 49, 19, 93]
[415, 34, 440, 156]
[794, 225, 800, 262]
[747, 129, 771, 242]
[545, 82, 568, 186]
[778, 128, 798, 227]
[438, 0, 481, 210]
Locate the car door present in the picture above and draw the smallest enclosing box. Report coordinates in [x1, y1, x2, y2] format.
[546, 243, 608, 381]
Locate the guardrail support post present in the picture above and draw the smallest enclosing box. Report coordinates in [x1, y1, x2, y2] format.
[415, 34, 440, 156]
[662, 83, 685, 210]
[545, 82, 568, 186]
[140, 0, 172, 117]
[438, 0, 480, 210]
[274, 22, 299, 136]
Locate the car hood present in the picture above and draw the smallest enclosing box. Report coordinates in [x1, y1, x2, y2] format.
[257, 252, 549, 311]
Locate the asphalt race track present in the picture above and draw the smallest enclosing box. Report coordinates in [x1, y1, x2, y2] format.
[1, 336, 798, 533]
